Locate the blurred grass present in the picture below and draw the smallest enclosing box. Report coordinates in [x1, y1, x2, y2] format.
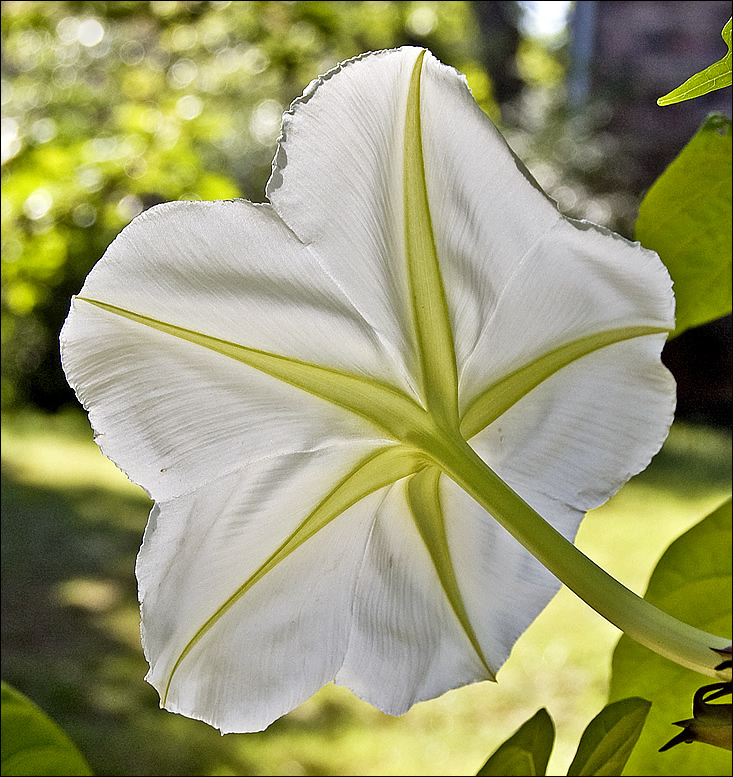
[1, 410, 730, 776]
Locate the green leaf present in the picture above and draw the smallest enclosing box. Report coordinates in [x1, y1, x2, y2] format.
[476, 708, 555, 776]
[635, 113, 732, 337]
[608, 498, 732, 776]
[658, 20, 731, 105]
[567, 697, 652, 776]
[1, 681, 93, 776]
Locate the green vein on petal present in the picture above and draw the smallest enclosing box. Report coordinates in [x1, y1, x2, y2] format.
[163, 444, 426, 704]
[76, 297, 432, 442]
[407, 465, 495, 678]
[460, 325, 671, 440]
[404, 50, 460, 431]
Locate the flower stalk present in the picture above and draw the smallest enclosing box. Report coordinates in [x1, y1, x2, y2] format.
[430, 431, 729, 679]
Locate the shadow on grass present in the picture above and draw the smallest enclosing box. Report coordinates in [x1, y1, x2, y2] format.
[0, 464, 361, 776]
[1, 467, 199, 775]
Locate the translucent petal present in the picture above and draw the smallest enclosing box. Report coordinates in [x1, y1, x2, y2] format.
[418, 53, 562, 372]
[337, 477, 490, 714]
[471, 335, 675, 513]
[61, 299, 385, 502]
[67, 200, 407, 387]
[455, 220, 675, 411]
[138, 449, 384, 732]
[59, 46, 678, 734]
[441, 476, 569, 665]
[267, 49, 422, 395]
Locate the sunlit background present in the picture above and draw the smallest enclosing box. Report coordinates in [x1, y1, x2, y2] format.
[2, 2, 731, 775]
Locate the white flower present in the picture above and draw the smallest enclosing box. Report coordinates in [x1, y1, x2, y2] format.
[60, 48, 676, 733]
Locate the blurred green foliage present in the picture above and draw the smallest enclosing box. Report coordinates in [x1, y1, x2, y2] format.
[1, 0, 498, 412]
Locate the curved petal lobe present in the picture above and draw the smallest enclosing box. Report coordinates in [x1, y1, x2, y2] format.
[59, 46, 677, 734]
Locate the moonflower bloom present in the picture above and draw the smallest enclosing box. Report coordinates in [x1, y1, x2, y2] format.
[62, 47, 708, 734]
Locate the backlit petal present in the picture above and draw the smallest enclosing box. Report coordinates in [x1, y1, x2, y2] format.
[140, 453, 380, 733]
[337, 475, 491, 715]
[60, 46, 677, 733]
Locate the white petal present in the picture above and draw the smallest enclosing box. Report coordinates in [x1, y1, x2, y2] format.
[59, 201, 406, 502]
[472, 334, 675, 512]
[138, 446, 384, 733]
[414, 54, 675, 391]
[441, 476, 569, 665]
[336, 478, 490, 714]
[61, 301, 384, 502]
[418, 52, 563, 371]
[267, 48, 424, 395]
[457, 220, 675, 408]
[70, 200, 405, 387]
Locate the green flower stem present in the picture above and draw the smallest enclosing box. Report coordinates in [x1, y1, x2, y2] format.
[430, 432, 730, 679]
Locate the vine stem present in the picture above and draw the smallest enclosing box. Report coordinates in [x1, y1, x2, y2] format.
[432, 433, 730, 679]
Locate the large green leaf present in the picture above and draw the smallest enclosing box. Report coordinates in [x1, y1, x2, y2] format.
[1, 681, 92, 776]
[635, 113, 732, 337]
[608, 498, 732, 775]
[476, 708, 555, 776]
[658, 20, 731, 106]
[567, 697, 651, 776]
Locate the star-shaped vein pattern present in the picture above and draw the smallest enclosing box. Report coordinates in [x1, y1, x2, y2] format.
[61, 48, 676, 732]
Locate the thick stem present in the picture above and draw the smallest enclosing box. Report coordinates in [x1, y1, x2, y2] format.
[432, 434, 729, 678]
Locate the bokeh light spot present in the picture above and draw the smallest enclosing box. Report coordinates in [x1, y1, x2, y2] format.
[78, 18, 105, 48]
